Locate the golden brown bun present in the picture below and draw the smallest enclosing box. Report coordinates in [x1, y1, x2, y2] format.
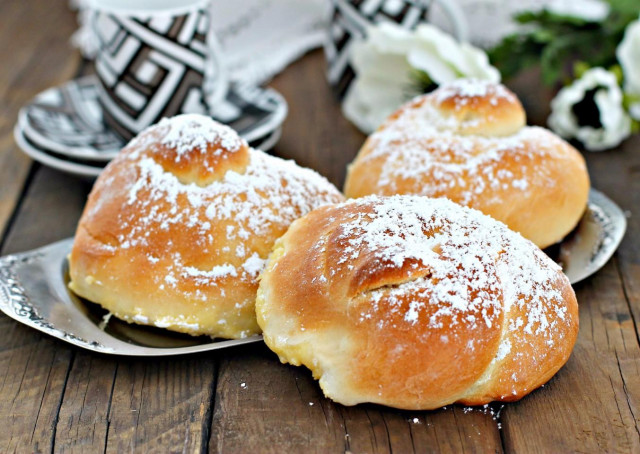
[344, 79, 590, 248]
[69, 114, 344, 339]
[256, 195, 579, 410]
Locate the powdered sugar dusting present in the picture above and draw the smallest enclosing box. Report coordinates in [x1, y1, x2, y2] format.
[360, 81, 572, 207]
[370, 125, 565, 205]
[157, 114, 244, 159]
[98, 140, 342, 303]
[325, 196, 565, 346]
[123, 310, 201, 332]
[242, 253, 267, 277]
[434, 78, 515, 105]
[183, 263, 237, 280]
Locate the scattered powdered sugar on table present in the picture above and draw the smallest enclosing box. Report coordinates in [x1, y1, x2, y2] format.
[325, 196, 564, 346]
[463, 404, 504, 429]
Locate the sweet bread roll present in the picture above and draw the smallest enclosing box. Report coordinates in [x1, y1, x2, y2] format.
[344, 79, 590, 249]
[256, 195, 578, 410]
[69, 114, 344, 339]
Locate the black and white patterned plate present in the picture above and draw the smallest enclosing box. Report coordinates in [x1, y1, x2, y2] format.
[19, 75, 287, 162]
[14, 123, 283, 179]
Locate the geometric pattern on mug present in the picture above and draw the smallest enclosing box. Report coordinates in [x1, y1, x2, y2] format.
[94, 8, 215, 139]
[21, 75, 286, 161]
[326, 0, 433, 97]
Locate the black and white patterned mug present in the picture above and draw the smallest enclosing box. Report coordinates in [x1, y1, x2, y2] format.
[89, 0, 227, 140]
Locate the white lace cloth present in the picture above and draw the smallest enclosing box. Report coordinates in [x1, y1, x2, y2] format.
[211, 1, 328, 85]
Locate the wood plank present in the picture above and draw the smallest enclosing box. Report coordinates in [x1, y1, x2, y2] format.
[0, 0, 80, 240]
[0, 11, 88, 445]
[0, 167, 90, 254]
[209, 50, 503, 453]
[99, 355, 215, 453]
[210, 344, 346, 453]
[210, 345, 504, 453]
[0, 166, 88, 452]
[0, 328, 73, 453]
[53, 354, 117, 453]
[588, 135, 640, 444]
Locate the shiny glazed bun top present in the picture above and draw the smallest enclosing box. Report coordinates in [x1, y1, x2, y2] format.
[257, 195, 579, 410]
[69, 114, 344, 339]
[344, 79, 590, 248]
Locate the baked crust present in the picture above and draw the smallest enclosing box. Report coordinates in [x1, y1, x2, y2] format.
[69, 114, 344, 338]
[344, 79, 590, 248]
[256, 195, 579, 410]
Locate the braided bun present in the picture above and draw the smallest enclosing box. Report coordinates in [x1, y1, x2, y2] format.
[256, 195, 579, 410]
[69, 114, 344, 339]
[344, 79, 590, 248]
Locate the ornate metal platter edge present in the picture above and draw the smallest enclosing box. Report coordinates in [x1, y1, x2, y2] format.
[0, 238, 262, 356]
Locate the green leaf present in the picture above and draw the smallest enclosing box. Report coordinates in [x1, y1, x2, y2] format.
[539, 9, 591, 26]
[488, 1, 640, 84]
[513, 11, 543, 24]
[488, 35, 543, 80]
[573, 61, 590, 78]
[623, 91, 640, 110]
[408, 69, 437, 95]
[610, 64, 624, 83]
[607, 0, 640, 17]
[539, 33, 587, 85]
[531, 28, 556, 43]
[540, 41, 565, 85]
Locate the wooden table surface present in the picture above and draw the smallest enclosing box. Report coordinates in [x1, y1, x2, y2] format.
[1, 1, 639, 452]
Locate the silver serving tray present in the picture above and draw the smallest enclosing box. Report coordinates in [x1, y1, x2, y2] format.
[0, 239, 262, 356]
[0, 189, 626, 356]
[557, 189, 626, 284]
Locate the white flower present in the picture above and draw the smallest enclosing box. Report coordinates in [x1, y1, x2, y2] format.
[342, 22, 500, 134]
[408, 25, 500, 85]
[617, 17, 640, 119]
[548, 67, 631, 151]
[342, 24, 415, 134]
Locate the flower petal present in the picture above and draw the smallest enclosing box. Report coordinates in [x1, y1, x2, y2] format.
[617, 19, 640, 95]
[548, 67, 631, 151]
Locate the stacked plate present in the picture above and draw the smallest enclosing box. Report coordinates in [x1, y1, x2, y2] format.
[15, 76, 288, 179]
